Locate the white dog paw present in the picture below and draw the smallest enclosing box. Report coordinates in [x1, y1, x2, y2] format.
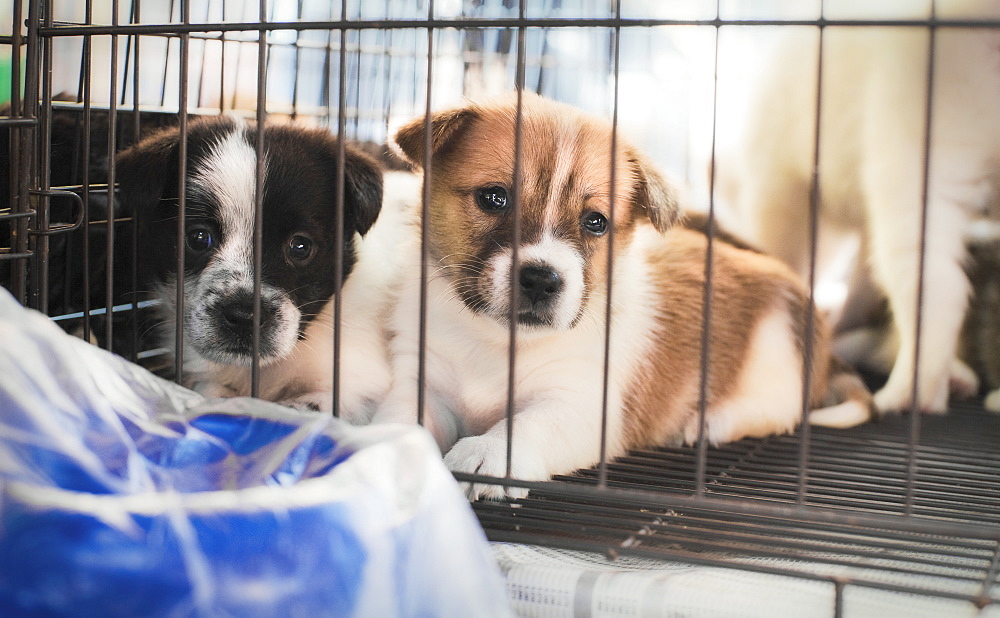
[444, 434, 548, 501]
[985, 389, 1000, 413]
[193, 381, 240, 400]
[875, 359, 979, 414]
[874, 373, 949, 414]
[949, 360, 980, 401]
[281, 391, 333, 413]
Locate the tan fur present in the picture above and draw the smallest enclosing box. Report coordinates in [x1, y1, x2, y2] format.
[621, 226, 832, 448]
[394, 93, 679, 240]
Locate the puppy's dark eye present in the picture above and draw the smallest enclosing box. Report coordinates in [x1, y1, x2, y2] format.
[287, 234, 315, 262]
[582, 211, 608, 236]
[186, 226, 215, 253]
[475, 186, 508, 213]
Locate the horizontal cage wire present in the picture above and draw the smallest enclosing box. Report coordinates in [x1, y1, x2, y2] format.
[3, 0, 1000, 614]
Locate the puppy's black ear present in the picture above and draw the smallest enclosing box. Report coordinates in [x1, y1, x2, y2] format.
[116, 125, 181, 217]
[629, 149, 681, 233]
[342, 145, 384, 237]
[392, 107, 476, 168]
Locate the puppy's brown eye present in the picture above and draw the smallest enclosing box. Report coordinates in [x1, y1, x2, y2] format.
[582, 211, 608, 236]
[287, 234, 315, 262]
[475, 186, 508, 213]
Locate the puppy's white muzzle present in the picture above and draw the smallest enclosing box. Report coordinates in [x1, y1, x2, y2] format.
[183, 267, 301, 366]
[481, 235, 586, 331]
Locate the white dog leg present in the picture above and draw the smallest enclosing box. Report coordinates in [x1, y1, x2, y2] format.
[371, 349, 461, 454]
[867, 197, 970, 413]
[444, 396, 622, 501]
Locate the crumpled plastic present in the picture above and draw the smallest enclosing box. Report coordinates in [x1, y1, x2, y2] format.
[0, 288, 511, 617]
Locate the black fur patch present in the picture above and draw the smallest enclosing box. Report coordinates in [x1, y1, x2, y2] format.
[116, 116, 383, 349]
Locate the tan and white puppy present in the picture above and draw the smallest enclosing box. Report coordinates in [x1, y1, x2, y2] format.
[716, 8, 1000, 413]
[373, 94, 871, 500]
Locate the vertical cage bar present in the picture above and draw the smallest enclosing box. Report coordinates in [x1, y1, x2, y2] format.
[289, 0, 304, 120]
[174, 0, 190, 383]
[331, 0, 348, 415]
[416, 0, 435, 429]
[250, 0, 267, 398]
[379, 0, 394, 137]
[353, 7, 363, 136]
[319, 3, 334, 123]
[192, 0, 209, 111]
[104, 0, 120, 350]
[798, 10, 826, 505]
[503, 1, 526, 482]
[80, 0, 94, 345]
[33, 0, 53, 314]
[9, 0, 33, 306]
[597, 1, 622, 490]
[694, 3, 722, 500]
[229, 4, 247, 112]
[219, 0, 227, 113]
[62, 95, 75, 317]
[978, 541, 1000, 609]
[119, 3, 134, 108]
[833, 580, 844, 618]
[127, 0, 142, 363]
[906, 4, 938, 515]
[160, 0, 176, 108]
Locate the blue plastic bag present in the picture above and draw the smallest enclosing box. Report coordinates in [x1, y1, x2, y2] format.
[0, 289, 510, 617]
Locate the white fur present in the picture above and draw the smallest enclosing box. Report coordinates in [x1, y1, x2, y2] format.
[717, 21, 1000, 413]
[190, 127, 259, 268]
[374, 224, 660, 500]
[482, 233, 587, 331]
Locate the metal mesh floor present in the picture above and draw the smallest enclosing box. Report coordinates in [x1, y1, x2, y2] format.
[474, 402, 1000, 606]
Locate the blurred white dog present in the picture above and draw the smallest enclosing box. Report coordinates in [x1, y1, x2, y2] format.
[716, 6, 1000, 413]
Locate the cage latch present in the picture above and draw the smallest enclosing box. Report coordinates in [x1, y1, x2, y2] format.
[25, 189, 85, 236]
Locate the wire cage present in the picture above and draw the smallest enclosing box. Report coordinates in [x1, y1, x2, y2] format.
[3, 0, 1000, 614]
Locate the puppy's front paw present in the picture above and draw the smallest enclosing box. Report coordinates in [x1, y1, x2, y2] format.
[281, 391, 331, 413]
[193, 381, 240, 400]
[444, 434, 548, 501]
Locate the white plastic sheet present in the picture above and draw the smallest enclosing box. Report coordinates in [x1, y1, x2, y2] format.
[0, 289, 510, 617]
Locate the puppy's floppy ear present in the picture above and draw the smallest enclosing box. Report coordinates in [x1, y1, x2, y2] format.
[391, 107, 476, 168]
[115, 125, 181, 217]
[629, 149, 681, 233]
[341, 145, 383, 237]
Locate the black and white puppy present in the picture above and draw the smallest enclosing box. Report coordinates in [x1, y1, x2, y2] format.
[117, 116, 414, 417]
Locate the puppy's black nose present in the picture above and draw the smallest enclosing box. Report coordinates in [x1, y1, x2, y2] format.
[219, 301, 253, 335]
[219, 297, 274, 336]
[221, 302, 255, 332]
[519, 265, 562, 304]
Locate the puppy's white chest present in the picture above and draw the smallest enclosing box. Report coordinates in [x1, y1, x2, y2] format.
[430, 335, 511, 434]
[424, 294, 608, 436]
[421, 295, 515, 431]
